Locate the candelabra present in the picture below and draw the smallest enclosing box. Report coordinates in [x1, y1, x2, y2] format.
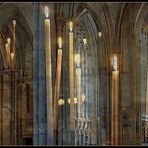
[0, 20, 17, 75]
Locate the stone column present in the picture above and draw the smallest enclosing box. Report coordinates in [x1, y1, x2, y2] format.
[34, 3, 47, 144]
[85, 52, 89, 119]
[0, 73, 3, 145]
[54, 17, 65, 145]
[105, 54, 121, 145]
[120, 5, 137, 145]
[105, 56, 110, 145]
[64, 21, 71, 144]
[11, 71, 16, 145]
[2, 73, 11, 145]
[17, 70, 24, 145]
[33, 3, 39, 144]
[33, 3, 56, 145]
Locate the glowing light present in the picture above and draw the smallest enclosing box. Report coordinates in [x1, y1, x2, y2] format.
[11, 52, 14, 60]
[75, 54, 80, 68]
[13, 20, 16, 27]
[58, 37, 62, 49]
[112, 55, 118, 71]
[58, 99, 64, 106]
[98, 32, 102, 38]
[5, 43, 8, 49]
[82, 94, 85, 101]
[69, 21, 73, 32]
[83, 38, 87, 45]
[44, 6, 49, 18]
[7, 38, 11, 44]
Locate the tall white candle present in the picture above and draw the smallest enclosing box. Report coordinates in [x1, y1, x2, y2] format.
[75, 54, 82, 118]
[5, 43, 10, 68]
[76, 68, 82, 118]
[111, 55, 119, 145]
[44, 6, 53, 141]
[12, 20, 16, 69]
[69, 21, 75, 130]
[53, 37, 62, 133]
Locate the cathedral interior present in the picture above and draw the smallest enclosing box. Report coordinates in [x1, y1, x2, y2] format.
[0, 2, 148, 146]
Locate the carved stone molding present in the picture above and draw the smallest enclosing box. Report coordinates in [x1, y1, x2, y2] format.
[74, 23, 88, 52]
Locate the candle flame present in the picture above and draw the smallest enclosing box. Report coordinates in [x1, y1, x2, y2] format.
[11, 52, 14, 60]
[13, 20, 16, 27]
[5, 43, 8, 49]
[82, 94, 85, 101]
[112, 55, 118, 71]
[44, 6, 49, 18]
[7, 38, 11, 44]
[69, 21, 73, 32]
[58, 37, 62, 49]
[98, 32, 102, 38]
[75, 54, 80, 68]
[83, 38, 87, 44]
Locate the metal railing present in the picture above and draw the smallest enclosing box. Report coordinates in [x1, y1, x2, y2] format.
[75, 117, 101, 145]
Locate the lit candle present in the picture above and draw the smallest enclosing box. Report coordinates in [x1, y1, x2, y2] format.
[11, 52, 14, 61]
[5, 43, 10, 67]
[12, 20, 16, 69]
[83, 38, 87, 45]
[44, 6, 53, 141]
[69, 21, 75, 130]
[53, 37, 62, 134]
[111, 55, 119, 145]
[98, 32, 102, 38]
[112, 55, 118, 71]
[75, 54, 82, 118]
[6, 38, 11, 68]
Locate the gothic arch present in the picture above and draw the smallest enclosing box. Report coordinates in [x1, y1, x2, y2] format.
[0, 3, 33, 74]
[0, 3, 33, 145]
[133, 3, 148, 144]
[120, 3, 148, 144]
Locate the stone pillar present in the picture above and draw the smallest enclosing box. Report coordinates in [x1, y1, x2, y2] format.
[105, 56, 110, 145]
[33, 3, 39, 144]
[14, 72, 18, 145]
[17, 70, 24, 145]
[85, 52, 89, 119]
[64, 21, 71, 144]
[11, 72, 16, 145]
[54, 17, 65, 145]
[120, 5, 137, 145]
[0, 74, 3, 145]
[105, 54, 121, 145]
[2, 73, 11, 145]
[34, 3, 47, 145]
[33, 3, 56, 145]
